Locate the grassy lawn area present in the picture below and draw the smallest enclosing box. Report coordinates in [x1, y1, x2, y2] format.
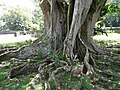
[0, 32, 120, 90]
[92, 32, 120, 89]
[93, 33, 120, 42]
[0, 65, 35, 90]
[93, 33, 120, 46]
[0, 34, 36, 44]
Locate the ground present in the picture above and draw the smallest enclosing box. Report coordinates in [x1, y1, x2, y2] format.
[0, 31, 120, 90]
[0, 34, 36, 44]
[92, 32, 120, 89]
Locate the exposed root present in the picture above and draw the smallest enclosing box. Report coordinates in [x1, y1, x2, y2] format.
[26, 57, 87, 90]
[8, 62, 39, 78]
[51, 67, 63, 90]
[26, 74, 42, 90]
[0, 47, 17, 55]
[0, 38, 95, 90]
[71, 65, 83, 74]
[107, 44, 120, 48]
[8, 63, 27, 78]
[0, 40, 48, 63]
[22, 44, 95, 89]
[83, 48, 94, 75]
[8, 57, 52, 78]
[101, 70, 113, 77]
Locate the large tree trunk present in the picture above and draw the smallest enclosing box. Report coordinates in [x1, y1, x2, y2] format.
[40, 0, 106, 61]
[39, 0, 107, 74]
[0, 0, 107, 89]
[40, 0, 67, 50]
[0, 0, 107, 66]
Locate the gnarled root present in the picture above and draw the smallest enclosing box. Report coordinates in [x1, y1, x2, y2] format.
[83, 48, 94, 75]
[26, 58, 86, 90]
[0, 47, 17, 55]
[8, 57, 52, 78]
[0, 40, 49, 63]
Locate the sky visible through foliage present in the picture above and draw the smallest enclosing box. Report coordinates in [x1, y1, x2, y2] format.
[0, 0, 35, 12]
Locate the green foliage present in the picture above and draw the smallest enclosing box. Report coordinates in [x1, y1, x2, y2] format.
[101, 4, 120, 17]
[49, 50, 66, 64]
[32, 7, 44, 30]
[81, 75, 92, 90]
[28, 22, 40, 30]
[0, 63, 31, 90]
[31, 0, 44, 30]
[0, 3, 44, 31]
[34, 50, 43, 61]
[100, 4, 120, 27]
[0, 5, 32, 30]
[48, 80, 56, 90]
[103, 13, 120, 27]
[59, 72, 92, 90]
[94, 2, 120, 35]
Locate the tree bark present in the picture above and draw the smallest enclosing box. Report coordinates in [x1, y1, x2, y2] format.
[80, 0, 107, 53]
[64, 0, 93, 60]
[40, 0, 107, 74]
[0, 0, 107, 74]
[0, 0, 107, 89]
[0, 42, 48, 63]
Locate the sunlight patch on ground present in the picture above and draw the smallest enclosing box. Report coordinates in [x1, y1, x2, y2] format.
[93, 33, 120, 43]
[0, 34, 36, 44]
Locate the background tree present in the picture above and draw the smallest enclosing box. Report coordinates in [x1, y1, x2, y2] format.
[32, 0, 44, 30]
[0, 5, 32, 30]
[102, 1, 120, 27]
[0, 4, 44, 31]
[93, 0, 120, 35]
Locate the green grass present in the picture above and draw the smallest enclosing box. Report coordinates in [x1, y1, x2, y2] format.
[93, 33, 120, 46]
[93, 33, 120, 42]
[0, 31, 120, 90]
[0, 64, 37, 90]
[92, 32, 120, 89]
[0, 40, 33, 90]
[0, 40, 32, 48]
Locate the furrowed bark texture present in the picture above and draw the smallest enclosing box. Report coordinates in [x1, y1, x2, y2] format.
[39, 0, 107, 74]
[64, 0, 92, 60]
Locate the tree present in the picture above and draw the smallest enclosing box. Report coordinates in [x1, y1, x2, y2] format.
[0, 5, 32, 30]
[0, 4, 43, 31]
[0, 0, 107, 89]
[32, 0, 44, 30]
[103, 3, 120, 27]
[93, 2, 120, 35]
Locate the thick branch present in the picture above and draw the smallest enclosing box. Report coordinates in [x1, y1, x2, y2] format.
[64, 0, 92, 60]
